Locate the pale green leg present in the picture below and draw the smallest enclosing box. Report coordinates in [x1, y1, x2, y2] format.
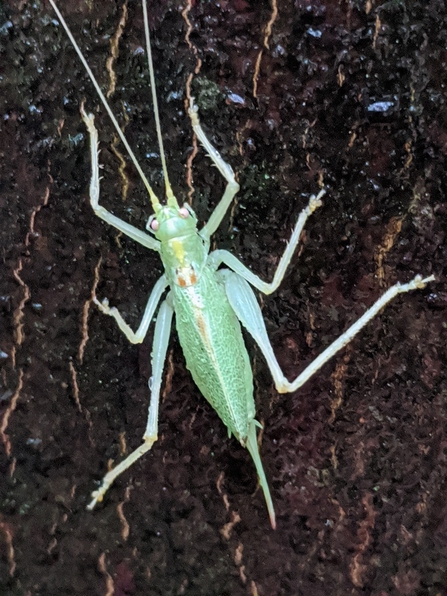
[219, 269, 432, 526]
[209, 190, 325, 294]
[188, 99, 240, 240]
[82, 107, 168, 340]
[94, 274, 167, 344]
[81, 107, 160, 252]
[87, 297, 174, 509]
[221, 270, 435, 394]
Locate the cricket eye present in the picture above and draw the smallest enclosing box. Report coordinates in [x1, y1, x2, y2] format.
[179, 207, 189, 218]
[150, 218, 159, 231]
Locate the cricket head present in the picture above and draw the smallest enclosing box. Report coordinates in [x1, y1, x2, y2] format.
[148, 194, 208, 286]
[146, 195, 199, 242]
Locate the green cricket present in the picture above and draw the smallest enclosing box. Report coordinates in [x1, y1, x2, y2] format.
[50, 0, 433, 529]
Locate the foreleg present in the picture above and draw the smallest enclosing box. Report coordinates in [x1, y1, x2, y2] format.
[81, 106, 160, 251]
[188, 98, 240, 239]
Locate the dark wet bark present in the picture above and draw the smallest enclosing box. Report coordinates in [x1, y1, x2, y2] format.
[1, 1, 446, 595]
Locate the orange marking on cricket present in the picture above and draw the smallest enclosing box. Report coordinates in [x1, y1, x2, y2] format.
[176, 267, 197, 287]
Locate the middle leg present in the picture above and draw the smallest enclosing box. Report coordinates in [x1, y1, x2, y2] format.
[94, 274, 168, 344]
[209, 191, 324, 295]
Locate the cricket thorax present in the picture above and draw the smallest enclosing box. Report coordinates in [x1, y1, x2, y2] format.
[160, 233, 208, 286]
[175, 265, 198, 288]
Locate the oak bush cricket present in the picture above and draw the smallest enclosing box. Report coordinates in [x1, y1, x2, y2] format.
[49, 0, 434, 529]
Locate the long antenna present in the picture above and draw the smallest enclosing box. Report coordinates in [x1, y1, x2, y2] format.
[49, 0, 161, 210]
[142, 0, 176, 205]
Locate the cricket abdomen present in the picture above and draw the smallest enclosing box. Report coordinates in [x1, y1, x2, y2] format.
[172, 266, 254, 442]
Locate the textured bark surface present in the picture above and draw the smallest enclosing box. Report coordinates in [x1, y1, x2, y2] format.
[1, 1, 446, 595]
